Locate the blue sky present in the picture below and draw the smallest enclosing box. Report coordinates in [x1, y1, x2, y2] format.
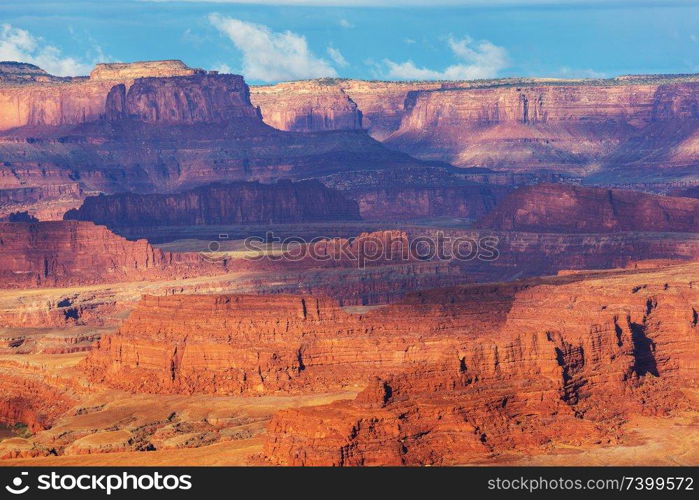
[1, 0, 698, 83]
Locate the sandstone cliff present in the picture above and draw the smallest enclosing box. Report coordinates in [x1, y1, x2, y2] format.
[105, 74, 260, 124]
[89, 60, 204, 81]
[0, 221, 225, 288]
[354, 184, 507, 220]
[251, 80, 362, 132]
[81, 287, 509, 396]
[0, 62, 64, 84]
[0, 60, 210, 130]
[475, 183, 699, 233]
[0, 61, 444, 207]
[251, 80, 445, 139]
[79, 263, 699, 464]
[263, 264, 699, 465]
[64, 180, 360, 226]
[252, 76, 699, 187]
[0, 183, 84, 221]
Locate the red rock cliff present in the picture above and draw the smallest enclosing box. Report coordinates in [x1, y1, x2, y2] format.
[78, 263, 699, 464]
[263, 263, 699, 465]
[64, 180, 360, 226]
[105, 74, 260, 124]
[251, 80, 362, 132]
[0, 60, 225, 130]
[0, 221, 221, 288]
[81, 285, 515, 395]
[475, 183, 699, 233]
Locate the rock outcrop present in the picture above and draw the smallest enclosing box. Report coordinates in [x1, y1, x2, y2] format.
[263, 263, 699, 465]
[0, 60, 210, 130]
[252, 76, 699, 187]
[251, 80, 362, 132]
[0, 61, 445, 211]
[0, 183, 83, 220]
[0, 376, 75, 433]
[64, 180, 360, 227]
[104, 74, 260, 124]
[0, 62, 63, 84]
[89, 60, 204, 81]
[355, 184, 507, 220]
[251, 80, 445, 139]
[475, 183, 699, 233]
[0, 221, 225, 288]
[79, 262, 699, 464]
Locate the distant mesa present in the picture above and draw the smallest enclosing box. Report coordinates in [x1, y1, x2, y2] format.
[89, 60, 206, 81]
[64, 180, 361, 227]
[0, 61, 58, 84]
[475, 183, 699, 233]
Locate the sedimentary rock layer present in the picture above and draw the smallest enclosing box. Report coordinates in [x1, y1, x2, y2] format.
[81, 286, 510, 395]
[0, 61, 442, 206]
[80, 263, 699, 464]
[0, 376, 75, 433]
[251, 80, 362, 132]
[0, 60, 208, 130]
[104, 74, 260, 124]
[64, 180, 360, 227]
[0, 221, 223, 288]
[475, 183, 699, 233]
[263, 264, 699, 465]
[252, 76, 699, 185]
[355, 184, 508, 219]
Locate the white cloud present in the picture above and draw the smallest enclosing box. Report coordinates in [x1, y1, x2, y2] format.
[0, 24, 91, 76]
[339, 19, 354, 28]
[208, 14, 338, 82]
[383, 36, 507, 80]
[327, 46, 348, 67]
[213, 63, 233, 73]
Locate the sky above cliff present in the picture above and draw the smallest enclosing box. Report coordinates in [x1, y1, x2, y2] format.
[1, 0, 698, 82]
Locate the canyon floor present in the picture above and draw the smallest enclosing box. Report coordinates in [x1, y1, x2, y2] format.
[1, 60, 698, 467]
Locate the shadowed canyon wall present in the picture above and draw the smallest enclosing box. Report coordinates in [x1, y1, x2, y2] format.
[64, 180, 360, 227]
[0, 61, 446, 212]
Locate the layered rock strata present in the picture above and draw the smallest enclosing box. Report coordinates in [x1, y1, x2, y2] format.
[263, 264, 699, 465]
[475, 183, 699, 233]
[0, 221, 225, 288]
[64, 180, 360, 227]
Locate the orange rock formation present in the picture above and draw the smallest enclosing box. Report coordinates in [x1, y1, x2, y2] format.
[0, 221, 225, 288]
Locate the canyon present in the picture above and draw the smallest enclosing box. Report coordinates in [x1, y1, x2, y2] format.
[251, 75, 699, 188]
[0, 261, 695, 465]
[0, 60, 448, 222]
[1, 58, 698, 467]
